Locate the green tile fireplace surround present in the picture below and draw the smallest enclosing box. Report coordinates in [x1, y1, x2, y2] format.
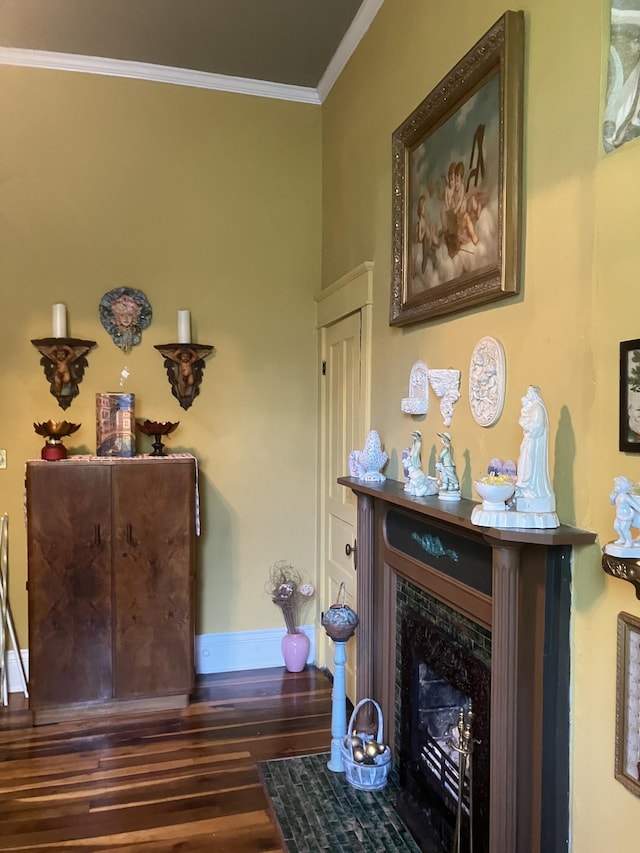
[338, 476, 596, 853]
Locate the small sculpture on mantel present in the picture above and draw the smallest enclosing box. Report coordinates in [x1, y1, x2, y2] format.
[471, 385, 559, 529]
[402, 430, 438, 496]
[435, 432, 461, 500]
[514, 386, 556, 514]
[348, 430, 388, 482]
[604, 476, 640, 555]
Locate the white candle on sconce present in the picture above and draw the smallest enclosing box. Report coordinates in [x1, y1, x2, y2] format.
[52, 303, 67, 338]
[177, 310, 191, 344]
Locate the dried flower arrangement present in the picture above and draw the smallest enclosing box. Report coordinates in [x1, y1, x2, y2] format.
[266, 561, 315, 635]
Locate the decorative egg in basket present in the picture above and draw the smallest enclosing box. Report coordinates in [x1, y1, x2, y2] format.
[341, 698, 392, 790]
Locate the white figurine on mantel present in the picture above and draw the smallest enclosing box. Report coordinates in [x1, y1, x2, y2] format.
[436, 432, 461, 500]
[402, 430, 438, 496]
[604, 476, 640, 557]
[348, 430, 388, 482]
[471, 385, 560, 529]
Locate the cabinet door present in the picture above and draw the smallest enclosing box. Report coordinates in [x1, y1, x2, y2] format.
[112, 461, 194, 698]
[27, 464, 113, 707]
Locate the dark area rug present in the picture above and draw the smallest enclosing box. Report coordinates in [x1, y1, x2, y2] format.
[259, 752, 421, 852]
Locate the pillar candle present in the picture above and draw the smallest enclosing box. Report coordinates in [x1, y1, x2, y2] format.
[52, 303, 67, 338]
[177, 310, 191, 344]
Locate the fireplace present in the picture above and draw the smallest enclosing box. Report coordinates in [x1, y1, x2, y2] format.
[338, 476, 596, 853]
[397, 587, 491, 852]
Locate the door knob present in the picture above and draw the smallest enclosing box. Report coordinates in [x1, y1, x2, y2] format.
[345, 541, 357, 570]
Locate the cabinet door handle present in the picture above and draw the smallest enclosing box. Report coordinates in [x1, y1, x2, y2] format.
[126, 523, 132, 545]
[94, 524, 101, 546]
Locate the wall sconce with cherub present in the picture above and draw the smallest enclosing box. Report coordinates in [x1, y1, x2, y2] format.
[155, 310, 214, 410]
[31, 303, 96, 410]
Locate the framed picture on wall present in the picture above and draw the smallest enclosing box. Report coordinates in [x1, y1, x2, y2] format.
[619, 338, 640, 452]
[389, 11, 524, 327]
[616, 611, 640, 797]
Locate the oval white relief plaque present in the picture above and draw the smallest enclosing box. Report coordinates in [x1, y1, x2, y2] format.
[469, 336, 506, 427]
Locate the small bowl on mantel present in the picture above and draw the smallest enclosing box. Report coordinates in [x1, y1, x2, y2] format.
[474, 477, 516, 511]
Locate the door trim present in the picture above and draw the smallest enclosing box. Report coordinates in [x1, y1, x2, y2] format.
[315, 262, 373, 672]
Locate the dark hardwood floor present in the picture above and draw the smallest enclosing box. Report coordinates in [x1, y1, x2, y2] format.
[0, 667, 334, 851]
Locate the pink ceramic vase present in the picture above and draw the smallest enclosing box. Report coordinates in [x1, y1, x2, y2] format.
[281, 631, 310, 672]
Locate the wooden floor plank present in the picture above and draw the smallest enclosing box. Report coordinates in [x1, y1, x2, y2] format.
[0, 666, 333, 851]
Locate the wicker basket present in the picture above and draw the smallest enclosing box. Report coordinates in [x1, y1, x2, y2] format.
[341, 698, 392, 791]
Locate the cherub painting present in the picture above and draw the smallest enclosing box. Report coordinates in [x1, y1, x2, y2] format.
[31, 337, 96, 410]
[408, 74, 500, 297]
[154, 344, 214, 410]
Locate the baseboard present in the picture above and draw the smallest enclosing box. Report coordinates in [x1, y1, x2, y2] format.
[5, 649, 29, 695]
[5, 629, 315, 693]
[195, 626, 315, 674]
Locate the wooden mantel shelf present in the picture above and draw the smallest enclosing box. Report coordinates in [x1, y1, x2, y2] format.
[338, 476, 596, 547]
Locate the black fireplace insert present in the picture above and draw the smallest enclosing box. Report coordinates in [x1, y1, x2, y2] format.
[397, 607, 491, 853]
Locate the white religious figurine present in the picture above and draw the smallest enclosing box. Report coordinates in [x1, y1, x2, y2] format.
[514, 386, 556, 514]
[471, 385, 559, 529]
[435, 432, 460, 501]
[604, 476, 640, 556]
[348, 430, 388, 482]
[403, 430, 438, 496]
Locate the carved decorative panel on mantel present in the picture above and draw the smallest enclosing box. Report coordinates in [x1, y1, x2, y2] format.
[338, 476, 595, 853]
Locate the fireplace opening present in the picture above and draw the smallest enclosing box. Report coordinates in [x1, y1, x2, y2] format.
[397, 605, 491, 853]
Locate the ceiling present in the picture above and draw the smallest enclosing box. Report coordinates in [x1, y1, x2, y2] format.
[0, 0, 383, 102]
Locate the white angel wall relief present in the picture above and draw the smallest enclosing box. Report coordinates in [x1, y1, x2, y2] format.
[469, 336, 506, 427]
[604, 3, 640, 152]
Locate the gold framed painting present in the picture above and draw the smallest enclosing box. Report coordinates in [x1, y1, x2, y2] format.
[616, 611, 640, 797]
[389, 11, 524, 327]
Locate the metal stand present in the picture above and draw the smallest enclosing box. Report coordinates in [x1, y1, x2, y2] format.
[0, 515, 29, 704]
[327, 639, 347, 772]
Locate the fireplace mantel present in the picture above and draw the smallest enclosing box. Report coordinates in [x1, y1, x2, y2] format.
[338, 476, 596, 853]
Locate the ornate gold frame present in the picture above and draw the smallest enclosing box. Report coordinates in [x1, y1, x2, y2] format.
[389, 11, 524, 326]
[616, 611, 640, 796]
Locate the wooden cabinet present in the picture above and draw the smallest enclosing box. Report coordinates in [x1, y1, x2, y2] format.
[26, 456, 196, 724]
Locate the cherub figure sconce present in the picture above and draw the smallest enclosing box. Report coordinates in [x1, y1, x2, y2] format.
[154, 343, 214, 410]
[99, 287, 152, 353]
[31, 337, 97, 410]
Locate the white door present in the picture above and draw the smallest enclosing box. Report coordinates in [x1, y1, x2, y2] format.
[319, 311, 361, 701]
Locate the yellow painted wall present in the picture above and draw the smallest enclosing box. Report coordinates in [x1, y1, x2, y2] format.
[0, 66, 322, 639]
[321, 0, 637, 847]
[2, 0, 639, 845]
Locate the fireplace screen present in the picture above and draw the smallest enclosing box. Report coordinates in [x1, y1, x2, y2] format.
[398, 609, 491, 853]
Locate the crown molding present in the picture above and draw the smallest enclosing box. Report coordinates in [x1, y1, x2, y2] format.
[0, 0, 384, 104]
[0, 47, 321, 104]
[316, 0, 385, 101]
